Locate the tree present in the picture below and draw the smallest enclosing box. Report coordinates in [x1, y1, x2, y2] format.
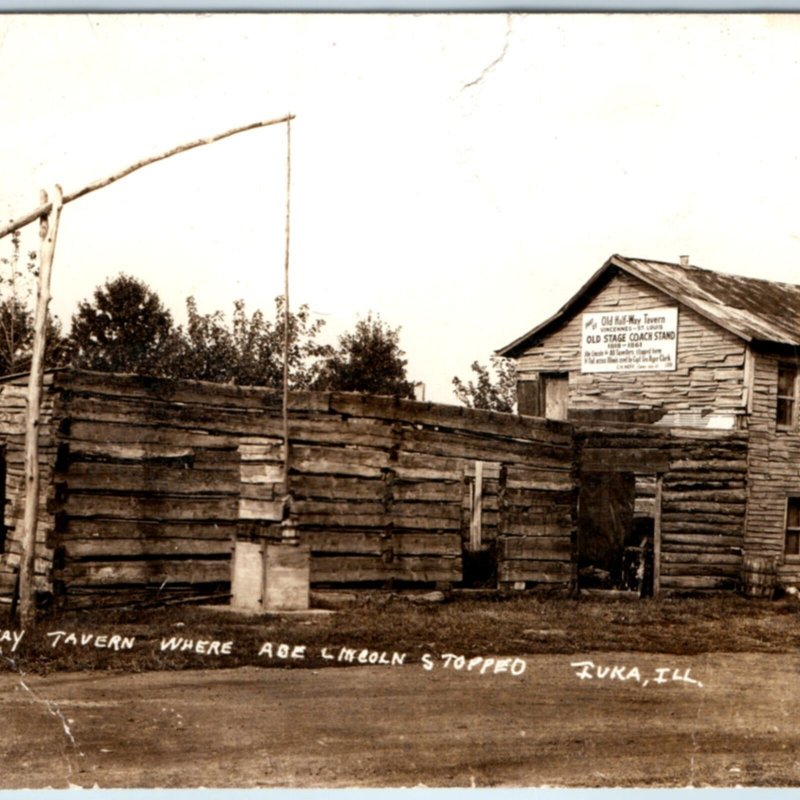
[68, 274, 179, 375]
[452, 356, 517, 412]
[0, 230, 67, 376]
[172, 296, 332, 388]
[315, 313, 415, 397]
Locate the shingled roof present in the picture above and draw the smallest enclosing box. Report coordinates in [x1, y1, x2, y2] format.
[497, 254, 800, 358]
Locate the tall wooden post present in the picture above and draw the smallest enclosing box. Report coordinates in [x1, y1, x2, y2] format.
[18, 185, 63, 627]
[653, 473, 663, 598]
[281, 117, 294, 539]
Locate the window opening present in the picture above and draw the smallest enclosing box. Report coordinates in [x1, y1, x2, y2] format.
[777, 364, 797, 428]
[785, 498, 800, 556]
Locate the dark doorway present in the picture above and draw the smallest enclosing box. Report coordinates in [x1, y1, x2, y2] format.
[577, 470, 656, 594]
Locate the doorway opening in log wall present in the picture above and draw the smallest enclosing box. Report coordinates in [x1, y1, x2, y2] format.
[577, 470, 656, 595]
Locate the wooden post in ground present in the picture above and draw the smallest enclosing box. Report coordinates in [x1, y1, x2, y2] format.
[17, 185, 63, 628]
[281, 116, 294, 539]
[653, 473, 663, 598]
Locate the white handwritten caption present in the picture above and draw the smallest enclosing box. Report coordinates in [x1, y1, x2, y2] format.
[0, 628, 25, 652]
[0, 629, 525, 676]
[571, 659, 703, 687]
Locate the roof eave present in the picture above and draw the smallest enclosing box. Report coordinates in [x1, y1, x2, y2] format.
[496, 255, 619, 358]
[613, 256, 754, 344]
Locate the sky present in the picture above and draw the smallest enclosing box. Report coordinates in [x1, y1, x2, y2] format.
[2, 13, 800, 402]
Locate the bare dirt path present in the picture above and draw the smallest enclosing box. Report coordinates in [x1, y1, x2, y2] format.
[2, 651, 800, 788]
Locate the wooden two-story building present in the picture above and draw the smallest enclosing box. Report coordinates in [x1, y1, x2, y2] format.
[498, 253, 800, 590]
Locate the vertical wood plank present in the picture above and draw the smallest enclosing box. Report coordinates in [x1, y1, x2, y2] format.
[470, 460, 483, 552]
[231, 539, 265, 611]
[653, 473, 664, 598]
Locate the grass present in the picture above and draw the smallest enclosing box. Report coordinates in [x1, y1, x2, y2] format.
[2, 591, 800, 674]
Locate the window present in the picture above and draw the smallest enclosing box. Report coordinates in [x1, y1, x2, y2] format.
[777, 364, 798, 428]
[517, 373, 569, 419]
[786, 498, 800, 556]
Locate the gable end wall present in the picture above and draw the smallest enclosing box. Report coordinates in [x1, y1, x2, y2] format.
[514, 272, 748, 419]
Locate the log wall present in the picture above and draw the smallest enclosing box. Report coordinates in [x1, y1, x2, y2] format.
[0, 369, 756, 601]
[0, 373, 59, 597]
[515, 271, 748, 425]
[0, 371, 577, 601]
[577, 425, 749, 592]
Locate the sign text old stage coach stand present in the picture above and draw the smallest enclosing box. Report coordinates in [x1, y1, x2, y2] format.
[0, 114, 299, 627]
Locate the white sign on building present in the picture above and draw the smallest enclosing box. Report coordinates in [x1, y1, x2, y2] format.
[581, 307, 678, 373]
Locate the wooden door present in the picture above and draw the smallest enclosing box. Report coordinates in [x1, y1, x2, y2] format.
[543, 374, 569, 420]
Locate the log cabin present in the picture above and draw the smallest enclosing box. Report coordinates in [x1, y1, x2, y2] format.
[0, 371, 580, 607]
[498, 253, 800, 593]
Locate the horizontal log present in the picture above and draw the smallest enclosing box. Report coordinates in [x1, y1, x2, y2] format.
[391, 532, 461, 555]
[69, 420, 234, 448]
[63, 396, 270, 435]
[291, 476, 386, 502]
[58, 371, 282, 410]
[64, 494, 239, 521]
[390, 501, 462, 521]
[399, 427, 573, 464]
[392, 481, 463, 503]
[57, 558, 230, 586]
[504, 488, 575, 507]
[662, 489, 748, 503]
[239, 498, 283, 521]
[662, 545, 742, 557]
[303, 530, 384, 555]
[238, 441, 283, 459]
[661, 521, 743, 535]
[289, 418, 397, 449]
[502, 521, 574, 536]
[328, 392, 572, 444]
[662, 501, 747, 515]
[293, 500, 386, 518]
[290, 445, 388, 478]
[663, 511, 747, 525]
[310, 554, 462, 583]
[240, 483, 276, 501]
[499, 536, 572, 560]
[660, 562, 741, 577]
[240, 463, 284, 484]
[61, 462, 239, 494]
[295, 512, 385, 528]
[287, 391, 331, 412]
[581, 448, 670, 473]
[295, 510, 462, 531]
[661, 552, 741, 565]
[497, 560, 572, 582]
[660, 575, 739, 590]
[668, 459, 748, 472]
[62, 538, 233, 559]
[504, 507, 575, 526]
[68, 441, 197, 461]
[60, 519, 239, 540]
[305, 531, 461, 557]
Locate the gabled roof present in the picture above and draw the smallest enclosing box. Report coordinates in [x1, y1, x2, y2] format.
[497, 254, 800, 358]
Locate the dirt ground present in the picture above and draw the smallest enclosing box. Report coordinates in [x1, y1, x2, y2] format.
[2, 651, 799, 788]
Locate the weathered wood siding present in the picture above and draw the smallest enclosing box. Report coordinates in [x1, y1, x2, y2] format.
[577, 425, 748, 592]
[0, 371, 577, 600]
[0, 373, 59, 597]
[745, 351, 800, 586]
[515, 271, 748, 423]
